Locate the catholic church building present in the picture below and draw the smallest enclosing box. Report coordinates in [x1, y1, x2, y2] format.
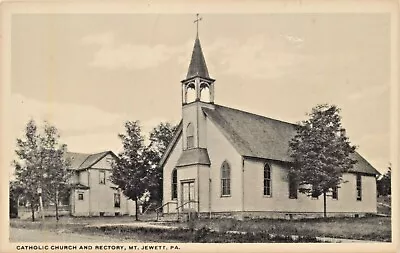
[159, 34, 380, 219]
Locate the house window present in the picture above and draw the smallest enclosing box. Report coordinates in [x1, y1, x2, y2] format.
[221, 161, 231, 196]
[263, 164, 272, 196]
[114, 193, 121, 208]
[172, 169, 178, 200]
[332, 186, 338, 200]
[356, 174, 362, 201]
[288, 173, 298, 199]
[78, 193, 84, 200]
[186, 123, 194, 149]
[99, 171, 106, 184]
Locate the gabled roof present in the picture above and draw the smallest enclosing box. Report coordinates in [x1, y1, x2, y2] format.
[203, 105, 297, 163]
[159, 104, 379, 175]
[185, 37, 211, 80]
[158, 120, 183, 168]
[66, 151, 116, 171]
[202, 104, 380, 175]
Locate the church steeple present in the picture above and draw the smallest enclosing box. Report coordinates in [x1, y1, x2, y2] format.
[181, 15, 215, 105]
[180, 14, 215, 151]
[186, 37, 210, 79]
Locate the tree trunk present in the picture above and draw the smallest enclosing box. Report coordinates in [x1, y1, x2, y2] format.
[55, 203, 59, 221]
[30, 203, 35, 222]
[55, 191, 59, 221]
[135, 198, 139, 221]
[323, 191, 327, 218]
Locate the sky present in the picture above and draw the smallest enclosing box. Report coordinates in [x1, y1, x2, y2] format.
[10, 13, 391, 173]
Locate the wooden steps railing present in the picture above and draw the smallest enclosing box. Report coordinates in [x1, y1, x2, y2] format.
[155, 201, 178, 221]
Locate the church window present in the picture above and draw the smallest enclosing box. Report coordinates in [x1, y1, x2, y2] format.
[288, 173, 298, 199]
[263, 164, 272, 196]
[187, 123, 194, 149]
[221, 161, 231, 196]
[172, 169, 178, 199]
[356, 174, 362, 201]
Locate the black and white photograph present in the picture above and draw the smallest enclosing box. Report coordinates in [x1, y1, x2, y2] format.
[1, 1, 398, 252]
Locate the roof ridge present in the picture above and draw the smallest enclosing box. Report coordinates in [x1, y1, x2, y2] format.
[67, 150, 110, 156]
[90, 150, 110, 156]
[214, 104, 298, 127]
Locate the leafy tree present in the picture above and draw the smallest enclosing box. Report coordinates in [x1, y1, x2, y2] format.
[377, 165, 391, 196]
[13, 119, 70, 221]
[40, 122, 71, 220]
[111, 121, 149, 221]
[13, 120, 42, 221]
[146, 122, 178, 204]
[289, 104, 357, 217]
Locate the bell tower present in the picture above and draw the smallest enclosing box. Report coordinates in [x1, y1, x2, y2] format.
[181, 15, 215, 150]
[175, 15, 213, 215]
[181, 36, 215, 105]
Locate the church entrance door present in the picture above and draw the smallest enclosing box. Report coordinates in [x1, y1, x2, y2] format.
[181, 180, 195, 211]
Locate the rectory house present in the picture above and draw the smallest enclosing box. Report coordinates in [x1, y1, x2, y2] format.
[66, 151, 136, 217]
[159, 34, 380, 219]
[18, 151, 136, 218]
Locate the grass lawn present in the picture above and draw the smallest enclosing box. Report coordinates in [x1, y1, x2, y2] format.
[172, 216, 392, 242]
[10, 214, 391, 243]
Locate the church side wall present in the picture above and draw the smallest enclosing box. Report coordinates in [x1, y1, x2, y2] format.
[162, 136, 183, 213]
[206, 118, 243, 212]
[243, 159, 377, 215]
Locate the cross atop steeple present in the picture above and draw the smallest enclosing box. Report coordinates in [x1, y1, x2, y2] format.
[194, 13, 202, 38]
[181, 15, 215, 105]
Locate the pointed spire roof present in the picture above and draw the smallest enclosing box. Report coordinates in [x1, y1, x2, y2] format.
[186, 36, 210, 79]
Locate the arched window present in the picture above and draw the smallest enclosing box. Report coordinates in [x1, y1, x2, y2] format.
[264, 164, 272, 196]
[186, 123, 194, 149]
[171, 169, 177, 200]
[221, 161, 231, 196]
